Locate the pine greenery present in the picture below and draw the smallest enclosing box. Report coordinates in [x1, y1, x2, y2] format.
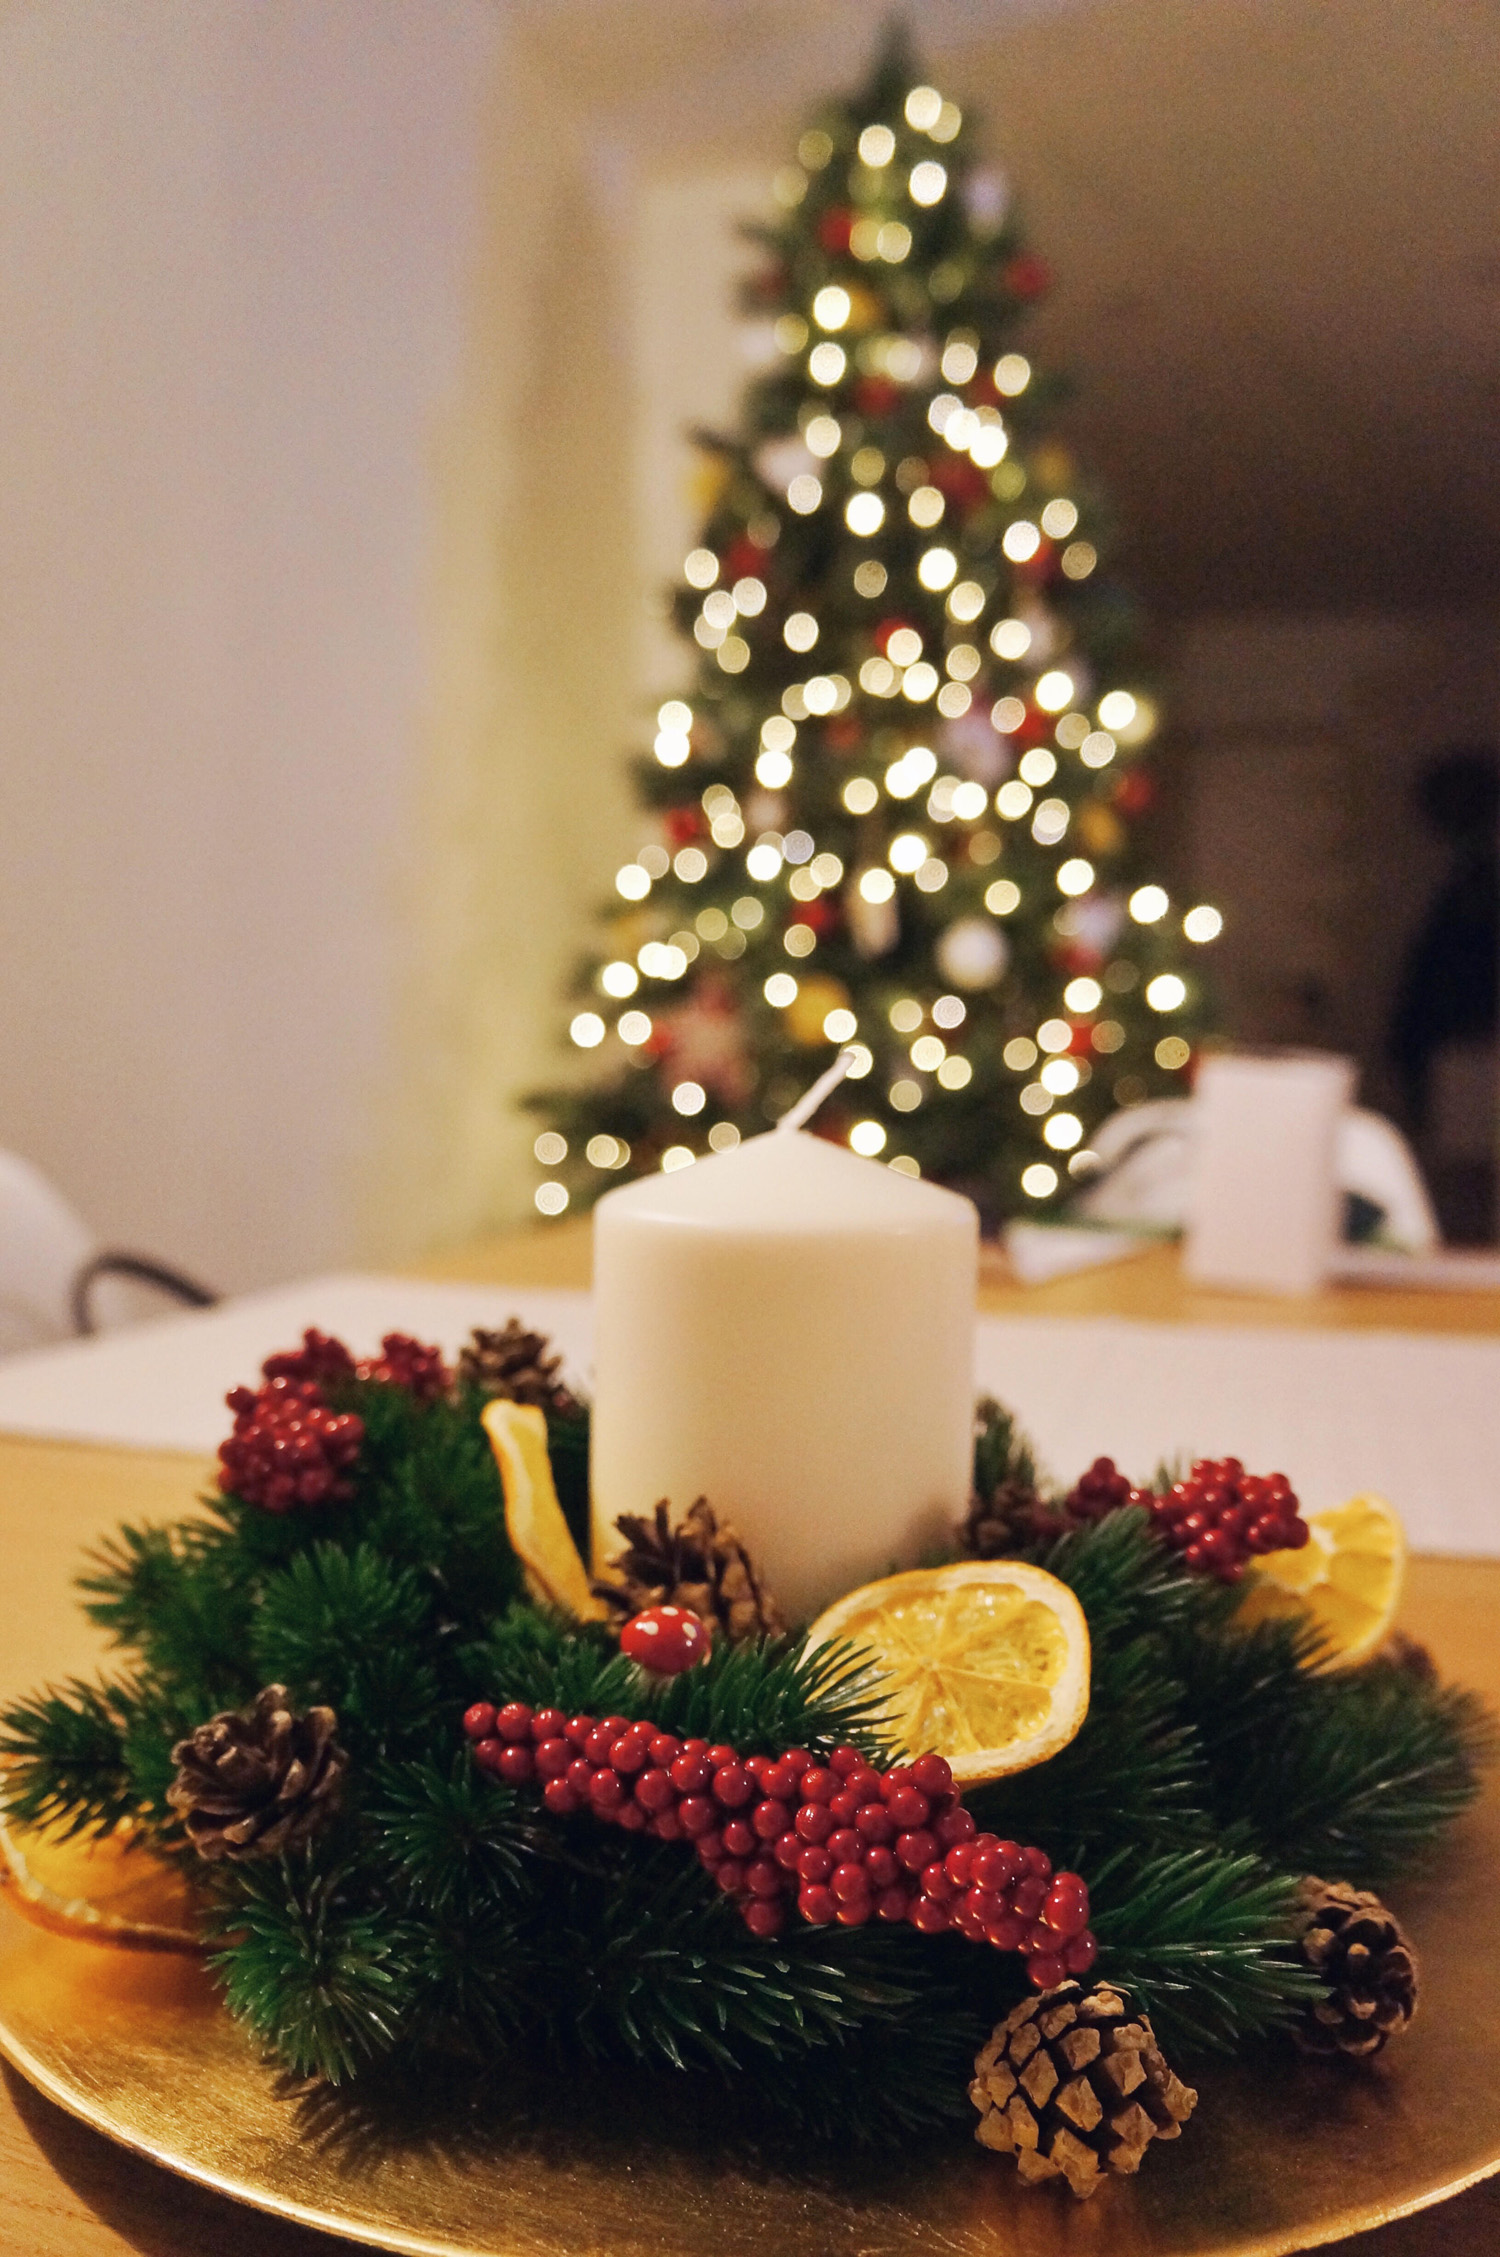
[1, 1351, 1491, 2144]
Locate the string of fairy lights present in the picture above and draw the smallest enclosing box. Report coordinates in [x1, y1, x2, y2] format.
[531, 75, 1221, 1217]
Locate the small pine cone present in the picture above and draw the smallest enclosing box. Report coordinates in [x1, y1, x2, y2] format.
[456, 1321, 578, 1416]
[218, 1378, 364, 1513]
[961, 1481, 1066, 1558]
[595, 1497, 782, 1642]
[167, 1685, 347, 1862]
[261, 1328, 358, 1389]
[362, 1332, 450, 1402]
[1290, 1877, 1419, 2060]
[970, 1981, 1197, 2200]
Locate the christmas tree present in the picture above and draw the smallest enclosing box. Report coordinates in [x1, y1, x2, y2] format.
[529, 32, 1219, 1226]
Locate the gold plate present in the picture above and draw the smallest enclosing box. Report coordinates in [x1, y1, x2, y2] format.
[1, 1788, 1499, 2257]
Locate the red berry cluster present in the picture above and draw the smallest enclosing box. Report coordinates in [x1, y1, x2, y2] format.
[361, 1331, 451, 1401]
[1148, 1457, 1309, 1581]
[218, 1378, 364, 1513]
[462, 1702, 1095, 1989]
[262, 1328, 358, 1389]
[1064, 1458, 1152, 1523]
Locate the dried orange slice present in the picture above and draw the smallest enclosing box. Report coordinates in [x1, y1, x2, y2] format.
[482, 1400, 609, 1622]
[1237, 1493, 1405, 1669]
[0, 1812, 202, 1951]
[806, 1560, 1091, 1785]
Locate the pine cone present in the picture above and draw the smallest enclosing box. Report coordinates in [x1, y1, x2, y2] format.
[961, 1480, 1065, 1558]
[457, 1321, 578, 1416]
[595, 1498, 782, 1642]
[167, 1685, 347, 1861]
[970, 1981, 1197, 2199]
[1290, 1877, 1419, 2060]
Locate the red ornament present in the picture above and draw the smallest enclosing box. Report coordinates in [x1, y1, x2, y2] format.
[218, 1378, 364, 1514]
[1113, 770, 1155, 817]
[723, 534, 770, 581]
[798, 896, 841, 935]
[927, 454, 990, 512]
[873, 615, 918, 656]
[464, 1707, 1094, 1979]
[619, 1605, 712, 1676]
[822, 714, 863, 752]
[664, 805, 701, 847]
[854, 374, 901, 419]
[1002, 252, 1052, 301]
[818, 206, 854, 255]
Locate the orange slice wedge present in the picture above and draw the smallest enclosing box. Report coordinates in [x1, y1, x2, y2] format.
[0, 1812, 202, 1951]
[1237, 1493, 1406, 1668]
[482, 1399, 609, 1622]
[806, 1560, 1091, 1785]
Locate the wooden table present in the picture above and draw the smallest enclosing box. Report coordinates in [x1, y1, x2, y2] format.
[4, 1227, 1499, 2257]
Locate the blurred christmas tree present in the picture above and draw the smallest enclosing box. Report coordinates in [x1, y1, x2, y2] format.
[528, 30, 1219, 1227]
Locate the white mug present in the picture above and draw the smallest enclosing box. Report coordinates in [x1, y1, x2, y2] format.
[1185, 1049, 1356, 1295]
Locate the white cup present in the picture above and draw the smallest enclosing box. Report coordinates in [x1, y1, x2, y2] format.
[1184, 1049, 1356, 1295]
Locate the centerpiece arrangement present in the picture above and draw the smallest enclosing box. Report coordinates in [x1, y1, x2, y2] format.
[1, 1119, 1489, 2210]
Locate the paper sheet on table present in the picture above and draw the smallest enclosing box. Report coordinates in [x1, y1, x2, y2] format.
[0, 1273, 1495, 1555]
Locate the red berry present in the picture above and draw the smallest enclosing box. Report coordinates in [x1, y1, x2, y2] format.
[895, 1828, 938, 1872]
[745, 1857, 783, 1898]
[634, 1767, 676, 1813]
[695, 1830, 724, 1866]
[584, 1724, 619, 1765]
[763, 1758, 806, 1801]
[712, 1764, 755, 1809]
[1065, 1930, 1098, 1974]
[616, 1801, 646, 1832]
[533, 1708, 566, 1741]
[855, 1803, 896, 1844]
[542, 1779, 580, 1816]
[829, 1747, 864, 1778]
[650, 1809, 681, 1841]
[471, 1737, 506, 1774]
[944, 1842, 976, 1886]
[921, 1861, 959, 1901]
[534, 1738, 571, 1779]
[648, 1732, 682, 1768]
[619, 1605, 711, 1675]
[832, 1861, 871, 1905]
[752, 1798, 789, 1840]
[796, 1844, 834, 1883]
[773, 1831, 803, 1871]
[721, 1819, 755, 1859]
[1013, 1875, 1048, 1920]
[715, 1859, 746, 1894]
[463, 1702, 497, 1741]
[934, 1807, 976, 1848]
[795, 1803, 834, 1844]
[743, 1898, 786, 1939]
[799, 1884, 836, 1925]
[566, 1758, 593, 1795]
[497, 1745, 535, 1785]
[909, 1754, 953, 1798]
[669, 1749, 713, 1794]
[610, 1734, 650, 1775]
[909, 1895, 950, 1934]
[1027, 1951, 1067, 1990]
[987, 1910, 1029, 1951]
[677, 1794, 715, 1838]
[863, 1845, 899, 1888]
[564, 1715, 593, 1747]
[1021, 1845, 1052, 1880]
[876, 1885, 911, 1922]
[885, 1785, 931, 1831]
[799, 1767, 838, 1804]
[706, 1744, 737, 1770]
[589, 1769, 626, 1814]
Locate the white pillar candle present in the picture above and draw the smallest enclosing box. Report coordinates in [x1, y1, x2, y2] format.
[590, 1131, 978, 1623]
[1185, 1049, 1356, 1296]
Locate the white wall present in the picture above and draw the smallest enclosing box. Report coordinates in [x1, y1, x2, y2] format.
[0, 1, 501, 1291]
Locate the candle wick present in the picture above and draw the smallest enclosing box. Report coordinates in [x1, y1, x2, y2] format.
[776, 1048, 859, 1135]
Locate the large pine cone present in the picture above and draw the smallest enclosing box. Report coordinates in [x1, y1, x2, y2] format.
[457, 1321, 578, 1416]
[970, 1981, 1197, 2199]
[167, 1685, 347, 1862]
[595, 1497, 782, 1642]
[1291, 1877, 1419, 2059]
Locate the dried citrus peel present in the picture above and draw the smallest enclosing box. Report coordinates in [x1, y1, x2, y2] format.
[806, 1559, 1091, 1785]
[1237, 1492, 1406, 1669]
[482, 1398, 609, 1622]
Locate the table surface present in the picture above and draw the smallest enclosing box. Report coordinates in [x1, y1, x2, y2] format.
[3, 1224, 1499, 2257]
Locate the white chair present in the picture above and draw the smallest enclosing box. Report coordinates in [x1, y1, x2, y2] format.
[0, 1149, 216, 1358]
[1071, 1099, 1440, 1253]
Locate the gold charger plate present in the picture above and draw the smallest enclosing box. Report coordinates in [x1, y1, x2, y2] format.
[2, 1793, 1499, 2257]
